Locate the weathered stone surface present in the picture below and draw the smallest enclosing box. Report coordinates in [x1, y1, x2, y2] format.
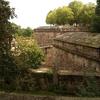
[34, 26, 89, 67]
[34, 27, 62, 67]
[54, 32, 100, 48]
[34, 26, 100, 76]
[0, 92, 100, 100]
[34, 26, 89, 33]
[53, 32, 100, 75]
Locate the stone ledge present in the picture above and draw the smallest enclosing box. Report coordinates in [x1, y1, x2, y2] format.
[53, 44, 100, 62]
[0, 92, 100, 100]
[34, 26, 89, 33]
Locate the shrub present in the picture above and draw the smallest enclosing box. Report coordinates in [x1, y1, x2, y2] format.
[76, 77, 100, 97]
[14, 36, 44, 69]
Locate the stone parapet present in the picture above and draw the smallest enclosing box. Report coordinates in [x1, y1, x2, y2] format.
[34, 26, 89, 33]
[53, 32, 100, 74]
[0, 92, 100, 100]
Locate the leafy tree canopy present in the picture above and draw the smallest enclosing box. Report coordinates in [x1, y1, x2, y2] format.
[46, 10, 56, 25]
[79, 3, 95, 25]
[46, 6, 73, 25]
[95, 0, 100, 15]
[46, 0, 95, 26]
[68, 0, 83, 24]
[11, 23, 33, 37]
[91, 0, 100, 32]
[55, 6, 74, 25]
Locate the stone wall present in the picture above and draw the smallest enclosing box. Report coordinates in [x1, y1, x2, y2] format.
[1, 70, 100, 96]
[0, 92, 100, 100]
[41, 47, 56, 67]
[34, 26, 89, 67]
[34, 31, 59, 67]
[34, 27, 62, 67]
[53, 32, 100, 76]
[54, 48, 100, 75]
[34, 26, 89, 47]
[34, 32, 61, 47]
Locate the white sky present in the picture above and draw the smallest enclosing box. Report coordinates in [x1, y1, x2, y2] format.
[8, 0, 96, 29]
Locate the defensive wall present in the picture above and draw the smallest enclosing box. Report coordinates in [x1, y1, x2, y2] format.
[34, 26, 89, 67]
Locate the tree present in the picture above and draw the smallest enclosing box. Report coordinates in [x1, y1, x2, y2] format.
[55, 6, 74, 25]
[68, 0, 83, 25]
[95, 0, 100, 15]
[0, 0, 18, 90]
[46, 7, 73, 25]
[14, 36, 44, 69]
[22, 27, 33, 37]
[46, 10, 56, 25]
[79, 3, 95, 26]
[11, 23, 33, 37]
[91, 0, 100, 32]
[11, 23, 22, 36]
[46, 0, 96, 26]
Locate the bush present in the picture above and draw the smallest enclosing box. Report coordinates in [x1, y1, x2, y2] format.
[76, 77, 100, 97]
[14, 36, 44, 69]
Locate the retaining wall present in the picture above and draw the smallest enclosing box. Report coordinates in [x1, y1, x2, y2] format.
[0, 92, 100, 100]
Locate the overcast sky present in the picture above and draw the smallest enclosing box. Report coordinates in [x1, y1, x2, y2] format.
[8, 0, 96, 29]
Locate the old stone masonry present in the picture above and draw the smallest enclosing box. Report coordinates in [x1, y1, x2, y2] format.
[34, 26, 100, 75]
[34, 26, 100, 94]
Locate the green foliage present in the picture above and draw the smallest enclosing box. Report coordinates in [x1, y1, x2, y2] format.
[95, 0, 100, 15]
[0, 0, 43, 92]
[0, 0, 16, 77]
[46, 0, 95, 26]
[46, 6, 74, 25]
[11, 23, 22, 36]
[55, 7, 74, 25]
[0, 0, 18, 91]
[79, 3, 95, 26]
[22, 27, 33, 37]
[91, 0, 100, 32]
[68, 0, 83, 24]
[91, 15, 100, 32]
[76, 77, 100, 97]
[46, 10, 56, 25]
[11, 23, 33, 37]
[15, 36, 44, 69]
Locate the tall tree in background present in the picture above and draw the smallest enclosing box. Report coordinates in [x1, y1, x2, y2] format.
[95, 0, 100, 15]
[11, 23, 22, 36]
[11, 23, 33, 37]
[46, 1, 95, 26]
[22, 27, 33, 37]
[79, 3, 95, 26]
[46, 10, 56, 25]
[0, 0, 18, 90]
[68, 0, 83, 25]
[55, 6, 74, 25]
[91, 0, 100, 32]
[46, 7, 74, 25]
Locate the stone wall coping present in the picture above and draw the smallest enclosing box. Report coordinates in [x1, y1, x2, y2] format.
[53, 43, 100, 62]
[40, 45, 53, 49]
[34, 26, 89, 32]
[57, 70, 100, 77]
[54, 32, 100, 48]
[0, 92, 100, 100]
